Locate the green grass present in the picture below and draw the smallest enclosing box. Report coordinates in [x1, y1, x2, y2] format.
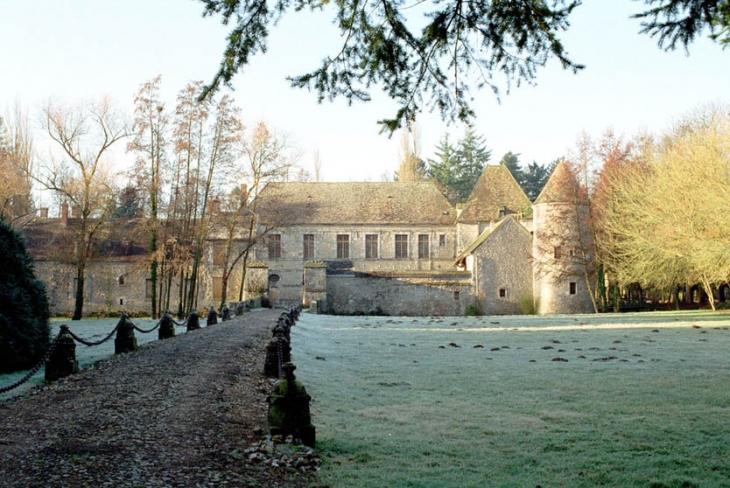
[291, 311, 730, 487]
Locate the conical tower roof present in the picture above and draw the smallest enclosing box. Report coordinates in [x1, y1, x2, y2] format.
[533, 161, 586, 205]
[457, 164, 531, 223]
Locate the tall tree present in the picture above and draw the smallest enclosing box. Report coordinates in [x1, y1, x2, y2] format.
[394, 125, 426, 182]
[0, 104, 35, 224]
[128, 76, 168, 318]
[427, 133, 459, 203]
[453, 128, 491, 203]
[499, 152, 523, 184]
[38, 97, 127, 319]
[521, 161, 551, 201]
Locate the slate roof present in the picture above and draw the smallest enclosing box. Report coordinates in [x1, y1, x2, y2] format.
[253, 182, 456, 226]
[457, 164, 531, 223]
[533, 161, 587, 205]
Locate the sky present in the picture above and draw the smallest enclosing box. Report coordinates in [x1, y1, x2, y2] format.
[1, 0, 728, 186]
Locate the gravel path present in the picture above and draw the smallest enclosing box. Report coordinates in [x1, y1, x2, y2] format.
[0, 310, 314, 487]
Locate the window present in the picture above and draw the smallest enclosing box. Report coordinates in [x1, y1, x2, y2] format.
[569, 282, 577, 295]
[213, 277, 223, 300]
[499, 288, 506, 298]
[268, 234, 282, 259]
[213, 242, 226, 265]
[395, 234, 408, 259]
[439, 234, 446, 247]
[119, 298, 124, 306]
[454, 291, 460, 300]
[303, 234, 315, 260]
[554, 246, 562, 259]
[337, 234, 350, 259]
[118, 275, 125, 286]
[418, 234, 429, 259]
[365, 234, 378, 259]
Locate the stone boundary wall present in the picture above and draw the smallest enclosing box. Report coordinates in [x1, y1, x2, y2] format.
[326, 274, 472, 316]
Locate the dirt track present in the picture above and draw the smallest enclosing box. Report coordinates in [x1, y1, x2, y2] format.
[0, 310, 312, 487]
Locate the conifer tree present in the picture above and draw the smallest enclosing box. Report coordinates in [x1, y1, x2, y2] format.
[0, 219, 50, 374]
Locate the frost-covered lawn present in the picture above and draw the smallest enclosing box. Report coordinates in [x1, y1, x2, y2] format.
[292, 311, 730, 487]
[0, 317, 177, 400]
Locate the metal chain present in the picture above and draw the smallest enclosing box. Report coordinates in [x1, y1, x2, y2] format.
[132, 320, 161, 334]
[67, 322, 121, 347]
[0, 333, 62, 394]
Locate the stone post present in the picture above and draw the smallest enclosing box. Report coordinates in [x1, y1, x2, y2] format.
[264, 326, 291, 378]
[114, 314, 138, 354]
[221, 305, 231, 321]
[45, 325, 79, 382]
[158, 311, 176, 340]
[186, 311, 200, 331]
[267, 362, 316, 447]
[207, 307, 218, 326]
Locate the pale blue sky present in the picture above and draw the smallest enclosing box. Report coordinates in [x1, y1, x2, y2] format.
[1, 0, 728, 183]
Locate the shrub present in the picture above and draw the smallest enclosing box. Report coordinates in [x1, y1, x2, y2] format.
[0, 219, 51, 374]
[519, 295, 536, 315]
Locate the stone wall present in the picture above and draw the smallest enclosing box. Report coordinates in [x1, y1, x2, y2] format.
[326, 273, 471, 316]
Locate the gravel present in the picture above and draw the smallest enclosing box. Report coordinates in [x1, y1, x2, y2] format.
[0, 310, 315, 487]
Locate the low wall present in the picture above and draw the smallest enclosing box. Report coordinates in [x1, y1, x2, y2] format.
[326, 274, 471, 316]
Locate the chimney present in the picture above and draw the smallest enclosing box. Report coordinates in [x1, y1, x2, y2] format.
[39, 207, 49, 219]
[61, 202, 69, 225]
[209, 197, 221, 215]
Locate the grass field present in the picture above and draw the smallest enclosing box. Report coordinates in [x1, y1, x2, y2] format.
[291, 311, 730, 487]
[0, 316, 173, 400]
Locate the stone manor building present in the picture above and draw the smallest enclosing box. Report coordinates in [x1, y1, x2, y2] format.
[22, 162, 595, 316]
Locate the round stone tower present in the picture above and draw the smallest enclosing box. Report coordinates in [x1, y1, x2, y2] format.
[532, 162, 595, 314]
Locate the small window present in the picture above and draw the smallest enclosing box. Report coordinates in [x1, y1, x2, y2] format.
[365, 234, 378, 259]
[119, 298, 124, 306]
[569, 248, 576, 257]
[303, 234, 315, 260]
[499, 288, 506, 298]
[554, 246, 562, 259]
[337, 234, 350, 259]
[118, 275, 125, 286]
[268, 234, 282, 259]
[569, 282, 577, 295]
[418, 234, 429, 259]
[454, 291, 460, 300]
[439, 234, 446, 247]
[395, 234, 408, 259]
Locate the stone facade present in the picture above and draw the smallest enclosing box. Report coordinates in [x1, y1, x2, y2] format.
[23, 163, 596, 317]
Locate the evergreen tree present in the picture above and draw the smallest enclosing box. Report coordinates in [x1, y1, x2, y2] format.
[0, 219, 51, 374]
[454, 128, 491, 203]
[521, 161, 552, 201]
[427, 134, 460, 203]
[500, 152, 524, 184]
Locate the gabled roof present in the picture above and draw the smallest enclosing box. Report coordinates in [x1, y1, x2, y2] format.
[534, 161, 587, 205]
[454, 216, 530, 266]
[458, 164, 531, 223]
[253, 182, 456, 226]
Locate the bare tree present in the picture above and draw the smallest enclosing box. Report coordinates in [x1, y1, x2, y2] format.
[216, 122, 295, 309]
[38, 97, 128, 319]
[312, 149, 323, 182]
[395, 124, 425, 182]
[0, 103, 35, 224]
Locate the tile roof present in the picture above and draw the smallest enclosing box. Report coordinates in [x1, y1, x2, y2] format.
[457, 164, 531, 223]
[253, 182, 456, 226]
[533, 161, 587, 205]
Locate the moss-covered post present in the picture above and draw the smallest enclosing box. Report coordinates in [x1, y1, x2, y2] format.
[158, 311, 175, 340]
[267, 362, 316, 447]
[186, 311, 200, 331]
[44, 325, 79, 382]
[114, 314, 138, 354]
[264, 325, 290, 378]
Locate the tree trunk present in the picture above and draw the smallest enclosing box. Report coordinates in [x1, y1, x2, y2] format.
[72, 269, 84, 320]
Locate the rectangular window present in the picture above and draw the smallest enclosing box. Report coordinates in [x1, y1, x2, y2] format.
[418, 234, 429, 259]
[395, 234, 408, 259]
[554, 246, 562, 259]
[213, 242, 226, 265]
[303, 234, 314, 260]
[213, 277, 223, 300]
[569, 282, 577, 295]
[365, 234, 378, 259]
[268, 234, 282, 259]
[439, 234, 446, 247]
[336, 234, 350, 259]
[499, 288, 506, 298]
